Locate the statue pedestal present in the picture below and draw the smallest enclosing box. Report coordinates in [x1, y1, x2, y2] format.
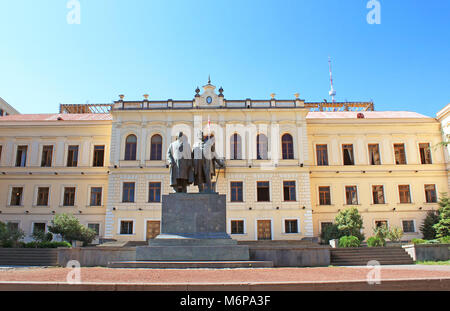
[136, 193, 250, 261]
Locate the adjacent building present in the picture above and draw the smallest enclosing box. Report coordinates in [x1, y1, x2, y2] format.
[0, 82, 447, 242]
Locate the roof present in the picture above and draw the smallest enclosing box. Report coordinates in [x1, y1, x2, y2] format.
[306, 111, 432, 119]
[0, 97, 20, 115]
[0, 113, 112, 122]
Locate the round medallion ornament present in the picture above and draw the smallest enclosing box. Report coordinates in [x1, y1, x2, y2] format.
[206, 96, 213, 104]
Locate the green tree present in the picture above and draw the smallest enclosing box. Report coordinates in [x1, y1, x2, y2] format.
[320, 223, 342, 244]
[48, 213, 96, 245]
[434, 194, 450, 238]
[420, 210, 440, 240]
[0, 221, 25, 248]
[386, 226, 404, 242]
[373, 224, 388, 242]
[335, 207, 365, 241]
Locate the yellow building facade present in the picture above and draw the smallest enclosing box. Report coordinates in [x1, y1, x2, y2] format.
[0, 83, 447, 243]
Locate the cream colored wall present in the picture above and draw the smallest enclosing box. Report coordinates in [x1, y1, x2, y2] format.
[105, 108, 314, 241]
[0, 121, 111, 240]
[1, 108, 448, 243]
[308, 119, 447, 239]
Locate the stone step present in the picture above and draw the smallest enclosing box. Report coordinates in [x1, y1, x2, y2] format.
[330, 247, 414, 266]
[331, 261, 414, 266]
[149, 238, 237, 246]
[136, 244, 250, 261]
[331, 255, 413, 260]
[107, 260, 274, 269]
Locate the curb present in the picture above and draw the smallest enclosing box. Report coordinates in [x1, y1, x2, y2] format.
[0, 278, 449, 291]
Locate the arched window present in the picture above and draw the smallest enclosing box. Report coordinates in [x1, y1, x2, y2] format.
[230, 133, 242, 160]
[150, 134, 162, 160]
[124, 134, 137, 160]
[256, 134, 268, 160]
[282, 134, 294, 159]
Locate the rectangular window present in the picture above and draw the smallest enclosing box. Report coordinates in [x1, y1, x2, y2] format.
[93, 145, 105, 167]
[33, 223, 46, 234]
[342, 144, 354, 165]
[318, 186, 331, 205]
[67, 145, 79, 167]
[316, 144, 328, 166]
[283, 181, 296, 201]
[41, 145, 53, 167]
[37, 187, 50, 206]
[419, 143, 432, 164]
[257, 181, 270, 202]
[345, 186, 358, 205]
[10, 187, 23, 206]
[320, 222, 333, 233]
[148, 182, 161, 203]
[424, 184, 437, 203]
[368, 144, 381, 165]
[122, 182, 135, 203]
[399, 185, 411, 203]
[372, 185, 385, 204]
[285, 219, 299, 234]
[88, 223, 100, 236]
[231, 220, 244, 234]
[120, 221, 133, 235]
[230, 182, 243, 202]
[15, 145, 27, 167]
[90, 187, 102, 206]
[7, 222, 19, 231]
[63, 187, 76, 206]
[402, 220, 415, 233]
[394, 144, 407, 164]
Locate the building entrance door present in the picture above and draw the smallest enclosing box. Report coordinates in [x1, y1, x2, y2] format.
[257, 220, 272, 240]
[146, 221, 160, 240]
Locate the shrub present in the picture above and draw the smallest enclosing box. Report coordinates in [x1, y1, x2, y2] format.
[438, 236, 450, 244]
[420, 210, 440, 240]
[386, 226, 404, 242]
[48, 213, 96, 245]
[0, 221, 25, 248]
[424, 239, 440, 244]
[32, 230, 53, 243]
[338, 235, 360, 248]
[367, 236, 386, 247]
[434, 195, 450, 238]
[373, 224, 389, 241]
[320, 224, 342, 244]
[411, 238, 426, 244]
[24, 241, 71, 248]
[335, 207, 365, 242]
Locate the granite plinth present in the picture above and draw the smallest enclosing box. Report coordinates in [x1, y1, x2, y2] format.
[136, 244, 250, 261]
[136, 193, 250, 261]
[158, 192, 229, 239]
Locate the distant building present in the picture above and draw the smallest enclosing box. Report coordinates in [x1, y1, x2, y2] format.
[0, 82, 447, 243]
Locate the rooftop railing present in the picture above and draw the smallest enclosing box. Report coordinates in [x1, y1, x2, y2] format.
[60, 100, 374, 113]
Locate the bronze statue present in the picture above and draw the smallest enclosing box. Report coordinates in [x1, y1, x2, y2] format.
[192, 131, 224, 192]
[167, 132, 193, 192]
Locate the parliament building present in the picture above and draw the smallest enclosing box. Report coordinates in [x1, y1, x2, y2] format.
[0, 82, 448, 243]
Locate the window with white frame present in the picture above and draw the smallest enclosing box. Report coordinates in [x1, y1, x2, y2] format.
[119, 220, 133, 235]
[284, 219, 299, 234]
[230, 220, 244, 234]
[402, 220, 415, 233]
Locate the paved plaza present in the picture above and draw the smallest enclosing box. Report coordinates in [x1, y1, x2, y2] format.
[0, 265, 449, 290]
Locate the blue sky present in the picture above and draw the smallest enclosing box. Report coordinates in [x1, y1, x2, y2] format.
[0, 0, 449, 116]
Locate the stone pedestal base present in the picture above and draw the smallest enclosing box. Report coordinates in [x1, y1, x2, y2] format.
[136, 193, 250, 261]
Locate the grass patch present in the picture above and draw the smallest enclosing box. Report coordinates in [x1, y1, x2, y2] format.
[416, 260, 450, 265]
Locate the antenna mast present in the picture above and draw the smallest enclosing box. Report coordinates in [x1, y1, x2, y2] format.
[328, 57, 336, 103]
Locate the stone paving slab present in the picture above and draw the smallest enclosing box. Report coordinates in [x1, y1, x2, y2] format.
[0, 266, 449, 286]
